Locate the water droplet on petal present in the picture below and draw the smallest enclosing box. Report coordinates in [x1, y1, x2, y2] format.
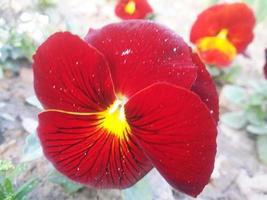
[121, 49, 131, 56]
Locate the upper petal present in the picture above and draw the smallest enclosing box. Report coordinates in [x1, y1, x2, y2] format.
[38, 111, 153, 189]
[190, 3, 255, 53]
[191, 53, 219, 123]
[85, 20, 197, 98]
[33, 32, 116, 112]
[125, 83, 217, 197]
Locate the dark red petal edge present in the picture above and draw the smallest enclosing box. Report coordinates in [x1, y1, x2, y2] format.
[38, 111, 153, 189]
[191, 53, 219, 123]
[85, 20, 197, 98]
[125, 83, 217, 197]
[33, 32, 116, 112]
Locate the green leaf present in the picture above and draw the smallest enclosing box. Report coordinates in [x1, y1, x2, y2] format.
[247, 93, 265, 106]
[221, 111, 247, 129]
[25, 96, 43, 110]
[0, 161, 14, 172]
[122, 177, 152, 200]
[206, 0, 220, 5]
[220, 66, 241, 83]
[247, 125, 267, 135]
[0, 67, 4, 79]
[207, 66, 221, 77]
[222, 85, 246, 104]
[14, 178, 39, 200]
[4, 179, 13, 194]
[248, 80, 267, 95]
[0, 187, 5, 200]
[243, 0, 267, 22]
[7, 163, 27, 179]
[256, 136, 267, 165]
[245, 105, 266, 125]
[22, 131, 43, 162]
[48, 171, 83, 193]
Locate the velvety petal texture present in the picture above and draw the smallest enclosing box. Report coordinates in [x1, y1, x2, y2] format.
[33, 20, 218, 197]
[125, 83, 217, 197]
[38, 111, 153, 188]
[33, 32, 116, 112]
[115, 0, 153, 20]
[85, 20, 197, 98]
[191, 53, 219, 123]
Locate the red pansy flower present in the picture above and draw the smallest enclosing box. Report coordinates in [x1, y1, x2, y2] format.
[33, 20, 218, 197]
[264, 49, 267, 79]
[115, 0, 153, 19]
[190, 3, 255, 67]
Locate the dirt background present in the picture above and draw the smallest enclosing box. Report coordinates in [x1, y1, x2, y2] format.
[1, 0, 267, 199]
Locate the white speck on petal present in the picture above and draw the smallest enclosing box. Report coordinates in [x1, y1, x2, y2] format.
[121, 49, 131, 56]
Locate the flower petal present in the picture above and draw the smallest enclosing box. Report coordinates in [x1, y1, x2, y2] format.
[115, 0, 153, 19]
[191, 53, 219, 123]
[85, 20, 197, 98]
[38, 111, 153, 189]
[190, 3, 255, 53]
[125, 83, 217, 197]
[33, 32, 116, 112]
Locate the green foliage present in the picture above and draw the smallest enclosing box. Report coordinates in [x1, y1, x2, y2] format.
[206, 0, 267, 22]
[208, 65, 241, 85]
[0, 23, 37, 75]
[48, 171, 84, 194]
[221, 85, 246, 104]
[122, 177, 152, 200]
[0, 160, 39, 200]
[257, 136, 267, 165]
[242, 0, 267, 22]
[221, 111, 247, 129]
[0, 0, 58, 78]
[37, 0, 57, 9]
[22, 131, 43, 162]
[221, 80, 267, 164]
[25, 96, 43, 110]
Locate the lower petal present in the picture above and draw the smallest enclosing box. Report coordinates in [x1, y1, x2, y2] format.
[38, 111, 152, 189]
[125, 83, 217, 197]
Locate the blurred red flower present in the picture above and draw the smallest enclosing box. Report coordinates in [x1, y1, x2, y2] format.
[115, 0, 153, 19]
[190, 3, 255, 67]
[33, 20, 218, 197]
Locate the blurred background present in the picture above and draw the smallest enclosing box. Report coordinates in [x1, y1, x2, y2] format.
[0, 0, 267, 199]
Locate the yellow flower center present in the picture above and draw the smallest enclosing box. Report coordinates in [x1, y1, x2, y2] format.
[196, 29, 237, 60]
[98, 96, 130, 140]
[124, 0, 136, 15]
